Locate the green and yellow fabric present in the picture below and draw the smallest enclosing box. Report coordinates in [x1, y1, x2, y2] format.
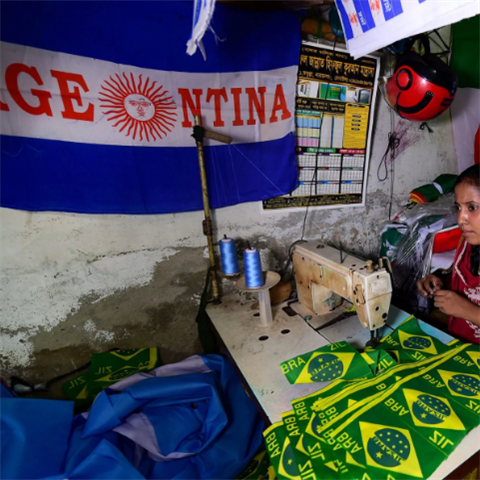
[361, 349, 398, 376]
[291, 380, 352, 479]
[281, 341, 373, 384]
[375, 316, 452, 364]
[283, 410, 323, 480]
[311, 345, 478, 480]
[62, 348, 160, 405]
[409, 174, 458, 204]
[264, 421, 301, 480]
[237, 448, 275, 480]
[302, 351, 450, 473]
[266, 320, 479, 480]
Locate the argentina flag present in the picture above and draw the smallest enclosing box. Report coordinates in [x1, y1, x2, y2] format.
[0, 1, 300, 214]
[335, 0, 480, 59]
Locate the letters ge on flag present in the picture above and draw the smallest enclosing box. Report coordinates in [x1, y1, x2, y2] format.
[0, 1, 301, 214]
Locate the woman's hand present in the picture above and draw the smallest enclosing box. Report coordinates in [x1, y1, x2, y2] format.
[434, 290, 480, 326]
[417, 274, 444, 298]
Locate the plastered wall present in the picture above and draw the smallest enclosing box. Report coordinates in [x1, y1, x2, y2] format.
[0, 98, 458, 382]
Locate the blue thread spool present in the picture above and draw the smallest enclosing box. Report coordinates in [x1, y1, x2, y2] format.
[219, 236, 240, 275]
[243, 248, 264, 288]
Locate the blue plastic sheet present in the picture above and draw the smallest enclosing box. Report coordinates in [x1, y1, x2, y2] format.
[1, 399, 74, 479]
[0, 355, 265, 479]
[68, 440, 144, 480]
[0, 380, 16, 398]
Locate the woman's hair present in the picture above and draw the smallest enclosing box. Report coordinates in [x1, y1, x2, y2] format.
[455, 164, 480, 189]
[455, 165, 479, 275]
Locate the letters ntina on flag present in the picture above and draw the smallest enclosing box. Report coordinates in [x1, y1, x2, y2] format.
[0, 1, 300, 214]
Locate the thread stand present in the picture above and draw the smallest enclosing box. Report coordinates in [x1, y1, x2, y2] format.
[236, 271, 280, 327]
[217, 270, 241, 280]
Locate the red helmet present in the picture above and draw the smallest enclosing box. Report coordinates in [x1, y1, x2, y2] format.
[383, 51, 457, 122]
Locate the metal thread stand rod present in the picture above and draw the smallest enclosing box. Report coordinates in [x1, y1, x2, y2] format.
[193, 115, 232, 303]
[257, 289, 273, 327]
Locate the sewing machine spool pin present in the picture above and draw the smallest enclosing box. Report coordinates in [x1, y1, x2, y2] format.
[236, 271, 280, 327]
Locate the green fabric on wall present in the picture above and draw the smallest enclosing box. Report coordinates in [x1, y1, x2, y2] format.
[451, 15, 480, 89]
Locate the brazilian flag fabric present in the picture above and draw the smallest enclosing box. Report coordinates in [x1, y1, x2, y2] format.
[281, 341, 373, 384]
[289, 354, 450, 479]
[264, 421, 301, 480]
[361, 349, 398, 376]
[291, 379, 352, 478]
[266, 321, 480, 480]
[264, 415, 337, 480]
[375, 316, 452, 364]
[237, 448, 275, 480]
[282, 410, 324, 480]
[315, 345, 478, 480]
[62, 348, 160, 404]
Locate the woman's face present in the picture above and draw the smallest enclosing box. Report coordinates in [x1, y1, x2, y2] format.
[454, 181, 480, 245]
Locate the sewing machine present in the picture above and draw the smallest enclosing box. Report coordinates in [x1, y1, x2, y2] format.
[292, 243, 392, 343]
[206, 244, 480, 478]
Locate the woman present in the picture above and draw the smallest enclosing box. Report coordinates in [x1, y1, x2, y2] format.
[417, 165, 480, 344]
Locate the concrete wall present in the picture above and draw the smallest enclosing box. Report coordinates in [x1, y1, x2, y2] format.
[0, 97, 458, 383]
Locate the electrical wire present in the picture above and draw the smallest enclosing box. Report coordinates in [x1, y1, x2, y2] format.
[376, 109, 399, 220]
[376, 132, 399, 183]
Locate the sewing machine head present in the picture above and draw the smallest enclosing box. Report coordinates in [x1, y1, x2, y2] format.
[292, 243, 392, 331]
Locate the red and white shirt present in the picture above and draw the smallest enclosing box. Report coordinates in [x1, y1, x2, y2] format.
[449, 239, 480, 344]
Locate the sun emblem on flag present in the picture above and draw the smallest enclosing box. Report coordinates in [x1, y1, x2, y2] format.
[99, 73, 177, 142]
[369, 0, 381, 12]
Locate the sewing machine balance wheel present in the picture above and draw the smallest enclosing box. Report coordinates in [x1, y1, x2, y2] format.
[236, 271, 280, 327]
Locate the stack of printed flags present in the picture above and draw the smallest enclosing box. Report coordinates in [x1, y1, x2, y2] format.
[264, 317, 480, 480]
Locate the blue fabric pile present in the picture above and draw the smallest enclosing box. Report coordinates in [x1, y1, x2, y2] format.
[1, 355, 265, 479]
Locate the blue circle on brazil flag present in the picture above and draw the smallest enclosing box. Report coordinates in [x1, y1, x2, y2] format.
[412, 394, 450, 424]
[448, 374, 480, 397]
[311, 414, 321, 436]
[282, 442, 300, 477]
[298, 433, 308, 452]
[308, 354, 344, 382]
[367, 428, 410, 468]
[403, 336, 432, 350]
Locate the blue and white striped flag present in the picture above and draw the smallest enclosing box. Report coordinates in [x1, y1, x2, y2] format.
[0, 1, 300, 214]
[335, 0, 480, 59]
